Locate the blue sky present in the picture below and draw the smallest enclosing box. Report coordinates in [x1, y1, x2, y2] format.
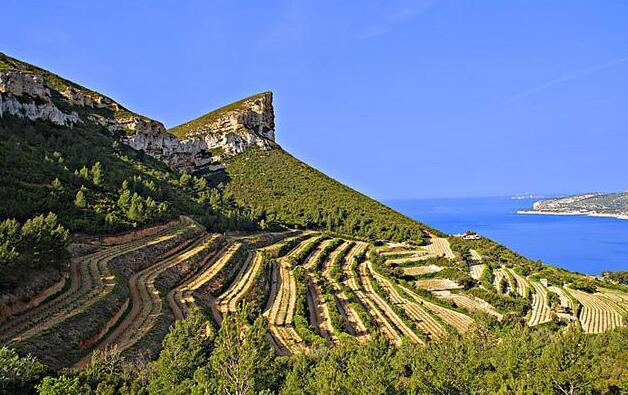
[3, 1, 628, 199]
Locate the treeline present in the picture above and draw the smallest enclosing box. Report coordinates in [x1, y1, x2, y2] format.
[0, 213, 69, 290]
[223, 148, 434, 243]
[2, 308, 626, 394]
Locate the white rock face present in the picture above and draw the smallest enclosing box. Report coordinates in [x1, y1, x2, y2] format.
[174, 92, 276, 157]
[122, 131, 212, 173]
[0, 93, 81, 125]
[0, 71, 81, 125]
[0, 68, 276, 174]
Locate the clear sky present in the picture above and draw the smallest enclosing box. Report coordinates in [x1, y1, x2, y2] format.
[3, 1, 627, 199]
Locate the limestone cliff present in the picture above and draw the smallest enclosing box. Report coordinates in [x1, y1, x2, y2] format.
[0, 53, 277, 174]
[169, 92, 276, 157]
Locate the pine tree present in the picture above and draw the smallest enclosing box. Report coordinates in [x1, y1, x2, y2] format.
[78, 166, 90, 181]
[179, 173, 191, 187]
[117, 188, 131, 209]
[74, 188, 87, 208]
[91, 161, 103, 186]
[196, 306, 275, 395]
[51, 178, 62, 190]
[127, 193, 145, 222]
[148, 309, 215, 394]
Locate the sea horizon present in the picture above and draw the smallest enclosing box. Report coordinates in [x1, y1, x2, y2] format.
[386, 196, 628, 275]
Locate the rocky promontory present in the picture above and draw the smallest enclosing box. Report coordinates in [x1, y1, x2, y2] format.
[518, 192, 628, 220]
[0, 53, 276, 174]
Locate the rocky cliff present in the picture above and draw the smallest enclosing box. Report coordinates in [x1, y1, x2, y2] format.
[168, 92, 276, 157]
[0, 53, 276, 174]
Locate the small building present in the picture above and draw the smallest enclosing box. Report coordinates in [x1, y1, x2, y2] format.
[458, 231, 481, 240]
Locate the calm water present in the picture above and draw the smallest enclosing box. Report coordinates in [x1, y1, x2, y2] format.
[386, 197, 628, 275]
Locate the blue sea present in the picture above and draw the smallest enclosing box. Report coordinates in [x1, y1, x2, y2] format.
[386, 197, 628, 275]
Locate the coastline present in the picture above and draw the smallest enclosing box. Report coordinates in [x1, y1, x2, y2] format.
[517, 210, 628, 221]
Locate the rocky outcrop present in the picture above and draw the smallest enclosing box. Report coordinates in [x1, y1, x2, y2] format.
[121, 130, 214, 173]
[169, 92, 276, 157]
[0, 71, 81, 125]
[0, 66, 212, 173]
[122, 92, 278, 171]
[0, 54, 277, 174]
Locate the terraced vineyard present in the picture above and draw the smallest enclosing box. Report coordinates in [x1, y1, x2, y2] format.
[527, 280, 552, 326]
[368, 263, 446, 340]
[358, 261, 423, 344]
[2, 218, 627, 369]
[492, 267, 513, 293]
[565, 287, 625, 333]
[508, 269, 530, 298]
[0, 219, 194, 345]
[468, 249, 485, 280]
[397, 283, 474, 333]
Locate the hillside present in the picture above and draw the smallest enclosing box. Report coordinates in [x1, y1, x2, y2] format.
[1, 53, 627, 394]
[520, 192, 628, 220]
[221, 147, 435, 242]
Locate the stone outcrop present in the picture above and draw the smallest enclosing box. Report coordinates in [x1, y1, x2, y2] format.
[122, 92, 278, 171]
[0, 54, 277, 174]
[0, 67, 212, 172]
[169, 92, 276, 157]
[0, 71, 81, 125]
[121, 129, 214, 173]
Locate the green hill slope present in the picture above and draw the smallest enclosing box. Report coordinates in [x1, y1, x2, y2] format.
[219, 147, 435, 242]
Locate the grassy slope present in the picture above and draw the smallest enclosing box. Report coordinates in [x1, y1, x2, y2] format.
[221, 147, 439, 242]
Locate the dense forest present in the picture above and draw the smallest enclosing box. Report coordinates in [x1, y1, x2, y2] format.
[2, 307, 626, 394]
